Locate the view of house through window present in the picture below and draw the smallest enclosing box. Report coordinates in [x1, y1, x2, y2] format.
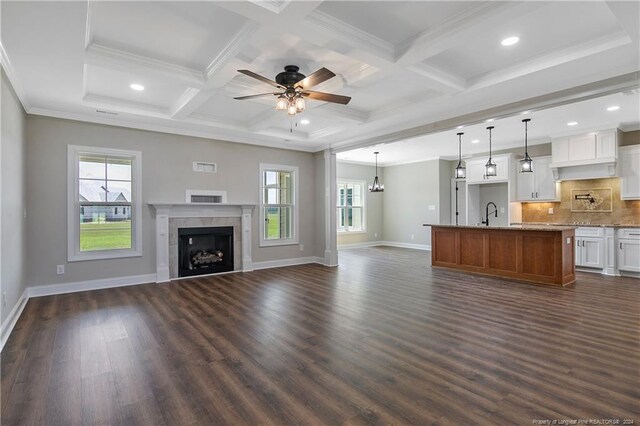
[262, 169, 293, 240]
[337, 181, 365, 232]
[78, 155, 133, 251]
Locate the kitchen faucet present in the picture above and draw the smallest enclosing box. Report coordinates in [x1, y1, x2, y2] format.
[482, 202, 498, 227]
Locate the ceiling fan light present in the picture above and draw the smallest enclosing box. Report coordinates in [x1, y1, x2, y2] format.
[295, 96, 305, 111]
[276, 96, 287, 110]
[287, 103, 298, 115]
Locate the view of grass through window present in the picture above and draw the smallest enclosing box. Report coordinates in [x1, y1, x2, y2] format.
[78, 155, 133, 251]
[263, 170, 292, 240]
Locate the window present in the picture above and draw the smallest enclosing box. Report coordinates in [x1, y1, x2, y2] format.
[68, 145, 142, 261]
[337, 180, 366, 233]
[259, 164, 298, 246]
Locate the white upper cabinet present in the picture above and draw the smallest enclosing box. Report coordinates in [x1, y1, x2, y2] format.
[620, 145, 640, 200]
[551, 129, 618, 167]
[516, 156, 557, 201]
[465, 154, 511, 184]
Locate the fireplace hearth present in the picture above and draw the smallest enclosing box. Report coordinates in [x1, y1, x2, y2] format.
[178, 226, 234, 277]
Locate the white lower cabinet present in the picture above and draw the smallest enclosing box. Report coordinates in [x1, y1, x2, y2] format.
[575, 227, 605, 269]
[575, 237, 604, 268]
[618, 228, 640, 273]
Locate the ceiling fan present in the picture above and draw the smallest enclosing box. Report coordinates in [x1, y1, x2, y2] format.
[234, 65, 351, 116]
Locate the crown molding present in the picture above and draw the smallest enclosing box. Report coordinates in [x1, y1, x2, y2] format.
[85, 43, 204, 86]
[83, 93, 170, 118]
[304, 10, 395, 62]
[0, 42, 30, 111]
[204, 21, 260, 80]
[248, 0, 292, 15]
[408, 63, 466, 92]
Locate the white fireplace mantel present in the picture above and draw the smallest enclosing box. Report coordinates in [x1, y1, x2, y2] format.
[149, 202, 256, 283]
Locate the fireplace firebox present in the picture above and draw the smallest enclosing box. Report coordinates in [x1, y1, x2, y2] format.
[178, 226, 234, 277]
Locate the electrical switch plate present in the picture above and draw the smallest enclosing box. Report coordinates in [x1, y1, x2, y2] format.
[549, 207, 554, 214]
[57, 265, 65, 275]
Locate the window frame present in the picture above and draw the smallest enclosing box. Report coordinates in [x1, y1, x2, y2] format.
[259, 163, 299, 247]
[67, 145, 143, 262]
[337, 179, 367, 234]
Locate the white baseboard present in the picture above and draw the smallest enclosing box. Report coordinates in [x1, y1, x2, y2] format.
[252, 256, 325, 270]
[380, 241, 431, 251]
[0, 288, 29, 352]
[338, 241, 382, 249]
[28, 273, 157, 298]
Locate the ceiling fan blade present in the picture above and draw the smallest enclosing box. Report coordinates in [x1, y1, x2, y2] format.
[237, 70, 285, 89]
[302, 90, 351, 105]
[295, 67, 336, 89]
[234, 93, 280, 100]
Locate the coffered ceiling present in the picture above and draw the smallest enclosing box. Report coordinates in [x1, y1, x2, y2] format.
[2, 1, 639, 153]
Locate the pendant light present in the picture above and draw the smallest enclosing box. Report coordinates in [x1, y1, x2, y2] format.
[369, 152, 384, 192]
[519, 118, 533, 173]
[485, 126, 497, 177]
[455, 132, 466, 179]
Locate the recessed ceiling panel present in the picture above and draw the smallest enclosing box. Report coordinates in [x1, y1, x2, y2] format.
[317, 1, 479, 46]
[425, 2, 623, 80]
[85, 64, 190, 110]
[90, 2, 249, 70]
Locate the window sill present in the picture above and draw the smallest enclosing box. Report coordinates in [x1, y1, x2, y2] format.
[68, 248, 142, 262]
[259, 238, 300, 248]
[337, 230, 367, 235]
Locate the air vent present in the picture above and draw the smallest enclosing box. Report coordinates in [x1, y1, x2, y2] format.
[96, 109, 118, 115]
[190, 195, 223, 203]
[193, 161, 217, 173]
[185, 190, 227, 204]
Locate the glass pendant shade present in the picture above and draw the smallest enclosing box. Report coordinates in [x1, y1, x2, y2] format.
[276, 96, 287, 111]
[369, 151, 384, 192]
[485, 126, 497, 177]
[295, 96, 305, 111]
[455, 132, 466, 179]
[519, 118, 533, 173]
[287, 103, 298, 115]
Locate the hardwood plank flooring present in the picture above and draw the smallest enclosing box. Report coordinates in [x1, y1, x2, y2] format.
[2, 247, 639, 425]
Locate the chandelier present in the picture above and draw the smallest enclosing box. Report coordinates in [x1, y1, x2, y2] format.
[369, 152, 384, 192]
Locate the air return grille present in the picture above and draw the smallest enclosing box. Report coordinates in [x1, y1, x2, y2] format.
[190, 195, 223, 203]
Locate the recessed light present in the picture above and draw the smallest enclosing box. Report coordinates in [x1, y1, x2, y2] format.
[521, 110, 530, 115]
[129, 83, 145, 91]
[471, 139, 480, 144]
[567, 121, 578, 126]
[607, 105, 620, 111]
[501, 36, 519, 46]
[300, 119, 310, 125]
[486, 118, 495, 123]
[456, 125, 464, 129]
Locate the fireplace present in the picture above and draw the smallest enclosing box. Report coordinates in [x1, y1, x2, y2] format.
[178, 226, 234, 277]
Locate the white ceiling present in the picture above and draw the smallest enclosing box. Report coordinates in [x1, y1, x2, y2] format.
[337, 91, 640, 166]
[1, 1, 639, 153]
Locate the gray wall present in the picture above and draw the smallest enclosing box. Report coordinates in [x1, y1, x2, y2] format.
[382, 159, 443, 246]
[26, 115, 323, 287]
[1, 68, 27, 324]
[336, 161, 383, 246]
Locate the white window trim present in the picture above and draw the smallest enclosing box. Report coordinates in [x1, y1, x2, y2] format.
[337, 179, 367, 234]
[259, 163, 299, 247]
[67, 145, 143, 262]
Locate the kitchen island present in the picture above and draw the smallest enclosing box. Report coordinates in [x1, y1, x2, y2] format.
[424, 224, 576, 286]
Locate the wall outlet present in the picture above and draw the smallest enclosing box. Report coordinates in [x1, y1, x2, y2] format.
[410, 234, 415, 240]
[374, 233, 378, 238]
[56, 265, 65, 275]
[299, 244, 304, 251]
[500, 207, 505, 214]
[548, 207, 554, 215]
[428, 205, 436, 211]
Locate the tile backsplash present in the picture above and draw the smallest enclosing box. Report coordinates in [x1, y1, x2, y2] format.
[522, 178, 640, 224]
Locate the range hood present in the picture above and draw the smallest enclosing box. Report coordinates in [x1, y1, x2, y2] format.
[551, 159, 617, 181]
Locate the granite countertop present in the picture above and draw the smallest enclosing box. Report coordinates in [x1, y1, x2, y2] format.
[423, 224, 577, 231]
[510, 222, 640, 229]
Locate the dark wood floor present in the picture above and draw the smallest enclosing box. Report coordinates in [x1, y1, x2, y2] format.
[2, 247, 639, 425]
